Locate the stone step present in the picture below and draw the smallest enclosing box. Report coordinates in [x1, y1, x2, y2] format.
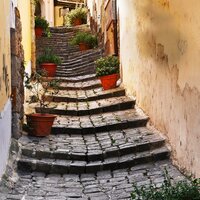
[56, 63, 95, 75]
[18, 146, 170, 174]
[35, 96, 135, 116]
[46, 87, 125, 102]
[51, 108, 149, 135]
[42, 74, 97, 83]
[56, 69, 95, 78]
[59, 54, 101, 66]
[20, 127, 166, 162]
[56, 79, 101, 90]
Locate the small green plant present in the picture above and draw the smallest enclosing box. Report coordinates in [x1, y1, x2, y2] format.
[70, 32, 98, 48]
[37, 48, 61, 65]
[95, 56, 120, 77]
[131, 169, 200, 200]
[65, 7, 87, 26]
[35, 16, 51, 37]
[25, 70, 60, 114]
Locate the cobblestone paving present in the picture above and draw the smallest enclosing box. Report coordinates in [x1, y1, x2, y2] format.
[0, 161, 185, 200]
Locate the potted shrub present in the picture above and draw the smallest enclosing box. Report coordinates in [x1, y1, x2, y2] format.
[35, 16, 50, 38]
[37, 48, 61, 77]
[66, 7, 87, 26]
[70, 32, 98, 51]
[95, 56, 120, 90]
[24, 70, 60, 137]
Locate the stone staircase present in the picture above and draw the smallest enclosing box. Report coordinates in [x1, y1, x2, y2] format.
[22, 25, 171, 176]
[0, 26, 185, 200]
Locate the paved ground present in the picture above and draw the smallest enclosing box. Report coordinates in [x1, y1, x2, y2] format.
[0, 160, 185, 200]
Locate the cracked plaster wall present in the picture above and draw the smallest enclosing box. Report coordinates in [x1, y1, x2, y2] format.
[118, 0, 200, 177]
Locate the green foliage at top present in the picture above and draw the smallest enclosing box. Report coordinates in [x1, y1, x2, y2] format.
[65, 7, 87, 26]
[24, 70, 60, 112]
[95, 56, 120, 77]
[37, 48, 61, 65]
[35, 16, 51, 37]
[70, 32, 98, 48]
[131, 169, 200, 200]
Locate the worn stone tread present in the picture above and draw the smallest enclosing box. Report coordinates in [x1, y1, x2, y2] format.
[57, 79, 101, 90]
[51, 108, 149, 134]
[18, 146, 170, 174]
[46, 87, 125, 102]
[35, 96, 135, 116]
[20, 127, 166, 162]
[44, 74, 97, 83]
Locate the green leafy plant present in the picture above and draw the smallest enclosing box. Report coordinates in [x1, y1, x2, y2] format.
[37, 48, 61, 65]
[95, 56, 120, 77]
[65, 7, 87, 26]
[35, 16, 51, 37]
[70, 32, 98, 48]
[25, 70, 60, 113]
[131, 169, 200, 200]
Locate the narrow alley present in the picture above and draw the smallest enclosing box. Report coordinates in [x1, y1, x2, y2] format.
[0, 0, 199, 200]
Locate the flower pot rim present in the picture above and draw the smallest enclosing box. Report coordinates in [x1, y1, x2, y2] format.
[97, 73, 119, 78]
[40, 63, 57, 65]
[26, 113, 57, 118]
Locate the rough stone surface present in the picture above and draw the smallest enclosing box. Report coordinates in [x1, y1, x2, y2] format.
[11, 8, 24, 139]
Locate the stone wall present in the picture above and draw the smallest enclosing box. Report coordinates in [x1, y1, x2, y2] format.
[11, 8, 24, 139]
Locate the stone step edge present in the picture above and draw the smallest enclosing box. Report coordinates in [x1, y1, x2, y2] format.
[57, 83, 101, 90]
[52, 115, 149, 135]
[18, 147, 170, 174]
[41, 75, 97, 83]
[21, 137, 166, 162]
[46, 88, 126, 102]
[35, 99, 135, 116]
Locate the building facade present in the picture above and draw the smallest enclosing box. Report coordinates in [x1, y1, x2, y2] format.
[0, 0, 12, 178]
[88, 0, 200, 177]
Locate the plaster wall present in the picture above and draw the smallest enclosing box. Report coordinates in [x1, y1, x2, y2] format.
[118, 0, 200, 177]
[0, 1, 11, 172]
[40, 0, 54, 26]
[0, 0, 11, 112]
[18, 0, 32, 64]
[54, 6, 63, 26]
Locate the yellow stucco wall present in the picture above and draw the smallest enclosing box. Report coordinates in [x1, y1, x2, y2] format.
[118, 0, 200, 177]
[0, 0, 11, 111]
[18, 0, 31, 64]
[54, 6, 64, 26]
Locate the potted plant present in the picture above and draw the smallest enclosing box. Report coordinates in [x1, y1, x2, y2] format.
[24, 70, 60, 136]
[37, 48, 61, 77]
[70, 32, 98, 51]
[35, 16, 50, 38]
[95, 56, 120, 90]
[66, 7, 87, 26]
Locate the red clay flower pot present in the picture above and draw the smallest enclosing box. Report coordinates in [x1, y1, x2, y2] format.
[79, 43, 90, 51]
[73, 18, 82, 26]
[40, 63, 57, 77]
[26, 113, 56, 137]
[35, 27, 43, 38]
[99, 73, 119, 90]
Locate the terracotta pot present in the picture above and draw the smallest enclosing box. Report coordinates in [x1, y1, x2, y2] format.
[73, 18, 82, 26]
[40, 63, 57, 77]
[99, 73, 119, 90]
[35, 27, 43, 38]
[79, 43, 90, 51]
[26, 113, 56, 137]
